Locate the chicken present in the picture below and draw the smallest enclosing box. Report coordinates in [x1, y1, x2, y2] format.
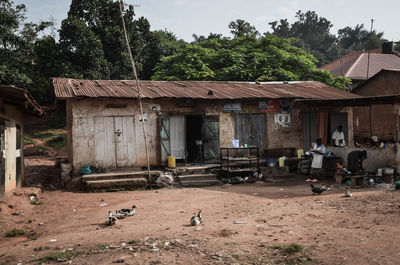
[310, 184, 330, 195]
[190, 210, 202, 226]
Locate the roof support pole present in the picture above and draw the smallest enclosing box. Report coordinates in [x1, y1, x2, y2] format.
[346, 106, 354, 147]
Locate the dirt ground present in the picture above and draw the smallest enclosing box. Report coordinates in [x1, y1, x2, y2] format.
[1, 180, 400, 265]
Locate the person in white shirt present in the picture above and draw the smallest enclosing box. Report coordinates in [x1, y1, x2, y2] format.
[308, 138, 326, 180]
[332, 125, 346, 147]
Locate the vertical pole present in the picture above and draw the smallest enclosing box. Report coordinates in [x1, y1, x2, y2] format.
[347, 106, 354, 147]
[369, 105, 373, 139]
[119, 1, 151, 183]
[366, 19, 374, 80]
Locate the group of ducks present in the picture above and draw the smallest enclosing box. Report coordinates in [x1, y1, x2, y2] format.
[106, 206, 203, 227]
[106, 205, 136, 226]
[310, 184, 352, 197]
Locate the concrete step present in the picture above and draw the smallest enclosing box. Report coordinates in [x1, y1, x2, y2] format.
[85, 178, 147, 191]
[82, 171, 162, 181]
[177, 174, 217, 182]
[180, 179, 220, 187]
[174, 164, 220, 174]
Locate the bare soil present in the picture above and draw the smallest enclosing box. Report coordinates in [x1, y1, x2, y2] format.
[1, 181, 400, 265]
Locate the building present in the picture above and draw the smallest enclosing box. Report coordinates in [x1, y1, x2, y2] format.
[0, 85, 43, 199]
[53, 78, 359, 176]
[320, 43, 400, 88]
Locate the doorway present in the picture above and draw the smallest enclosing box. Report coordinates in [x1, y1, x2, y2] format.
[186, 115, 202, 163]
[0, 119, 6, 198]
[234, 114, 267, 150]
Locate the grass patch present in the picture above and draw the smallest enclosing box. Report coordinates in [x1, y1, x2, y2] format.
[45, 134, 67, 149]
[24, 136, 34, 145]
[5, 229, 25, 237]
[31, 132, 55, 139]
[98, 244, 108, 250]
[30, 201, 43, 205]
[271, 243, 304, 253]
[34, 250, 84, 264]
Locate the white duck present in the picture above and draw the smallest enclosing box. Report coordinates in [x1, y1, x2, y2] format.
[344, 189, 352, 197]
[118, 205, 136, 216]
[105, 211, 118, 226]
[190, 210, 202, 226]
[114, 210, 127, 219]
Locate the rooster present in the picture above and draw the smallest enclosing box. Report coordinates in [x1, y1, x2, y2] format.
[310, 184, 331, 195]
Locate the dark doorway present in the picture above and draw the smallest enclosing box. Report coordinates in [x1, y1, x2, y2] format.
[302, 112, 317, 149]
[186, 115, 203, 163]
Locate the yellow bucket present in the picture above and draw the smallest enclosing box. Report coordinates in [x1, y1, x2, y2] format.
[168, 156, 176, 168]
[278, 157, 285, 167]
[297, 149, 304, 159]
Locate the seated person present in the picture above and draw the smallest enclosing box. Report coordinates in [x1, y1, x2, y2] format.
[347, 150, 367, 175]
[332, 125, 346, 147]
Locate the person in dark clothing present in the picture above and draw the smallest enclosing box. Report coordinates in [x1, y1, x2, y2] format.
[347, 150, 367, 175]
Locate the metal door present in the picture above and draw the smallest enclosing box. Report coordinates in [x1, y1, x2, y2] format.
[160, 116, 171, 164]
[234, 114, 266, 150]
[16, 124, 22, 187]
[302, 112, 317, 149]
[0, 119, 7, 199]
[202, 116, 220, 161]
[94, 116, 135, 168]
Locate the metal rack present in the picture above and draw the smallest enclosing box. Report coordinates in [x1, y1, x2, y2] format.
[220, 147, 260, 178]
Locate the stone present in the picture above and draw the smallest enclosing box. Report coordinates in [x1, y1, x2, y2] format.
[233, 220, 246, 224]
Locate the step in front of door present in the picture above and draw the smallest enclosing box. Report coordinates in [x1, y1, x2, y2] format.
[85, 178, 147, 191]
[179, 179, 220, 187]
[82, 171, 162, 182]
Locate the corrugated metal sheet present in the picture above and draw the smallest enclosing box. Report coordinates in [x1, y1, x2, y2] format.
[53, 78, 360, 100]
[0, 85, 43, 115]
[320, 50, 400, 80]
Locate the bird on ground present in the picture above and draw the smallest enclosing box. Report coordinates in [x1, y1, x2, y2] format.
[344, 189, 352, 197]
[310, 184, 330, 195]
[118, 205, 136, 216]
[114, 210, 127, 219]
[190, 210, 202, 226]
[105, 210, 118, 226]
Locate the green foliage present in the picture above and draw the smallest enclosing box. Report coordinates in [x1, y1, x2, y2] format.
[45, 134, 67, 149]
[24, 136, 34, 145]
[31, 132, 54, 139]
[152, 34, 347, 89]
[34, 250, 84, 264]
[30, 201, 43, 205]
[271, 243, 304, 253]
[5, 229, 25, 237]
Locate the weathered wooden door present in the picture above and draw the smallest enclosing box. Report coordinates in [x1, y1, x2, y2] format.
[234, 114, 266, 150]
[302, 112, 317, 149]
[94, 116, 135, 168]
[160, 116, 171, 164]
[202, 116, 220, 161]
[0, 119, 7, 198]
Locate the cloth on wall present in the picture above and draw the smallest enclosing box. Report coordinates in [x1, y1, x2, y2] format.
[170, 116, 185, 159]
[317, 112, 329, 145]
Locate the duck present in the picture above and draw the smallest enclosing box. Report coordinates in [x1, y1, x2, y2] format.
[344, 189, 352, 197]
[114, 210, 127, 219]
[105, 211, 118, 226]
[190, 210, 202, 226]
[118, 205, 136, 216]
[310, 184, 330, 195]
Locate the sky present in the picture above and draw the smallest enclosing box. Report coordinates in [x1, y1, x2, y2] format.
[14, 0, 400, 42]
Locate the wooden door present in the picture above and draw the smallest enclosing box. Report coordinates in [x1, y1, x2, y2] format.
[114, 116, 136, 167]
[202, 115, 220, 161]
[16, 124, 22, 187]
[95, 116, 135, 168]
[160, 116, 171, 164]
[234, 114, 266, 150]
[0, 119, 5, 198]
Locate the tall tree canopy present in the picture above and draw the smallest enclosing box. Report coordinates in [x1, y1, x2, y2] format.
[152, 34, 349, 89]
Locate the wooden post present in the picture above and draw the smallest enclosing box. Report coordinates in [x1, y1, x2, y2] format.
[347, 106, 354, 147]
[394, 101, 400, 172]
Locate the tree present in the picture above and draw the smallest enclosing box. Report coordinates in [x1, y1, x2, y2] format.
[337, 24, 384, 52]
[269, 11, 337, 66]
[152, 34, 350, 90]
[229, 19, 259, 38]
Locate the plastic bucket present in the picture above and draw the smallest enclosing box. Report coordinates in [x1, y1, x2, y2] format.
[168, 156, 176, 168]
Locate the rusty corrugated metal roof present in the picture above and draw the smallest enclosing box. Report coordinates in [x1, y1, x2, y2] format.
[0, 84, 44, 115]
[53, 78, 360, 100]
[320, 50, 400, 80]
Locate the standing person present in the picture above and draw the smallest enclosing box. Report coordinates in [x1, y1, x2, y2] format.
[332, 125, 346, 147]
[309, 138, 326, 180]
[347, 150, 367, 175]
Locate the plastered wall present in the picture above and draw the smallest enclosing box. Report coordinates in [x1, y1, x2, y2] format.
[0, 103, 23, 194]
